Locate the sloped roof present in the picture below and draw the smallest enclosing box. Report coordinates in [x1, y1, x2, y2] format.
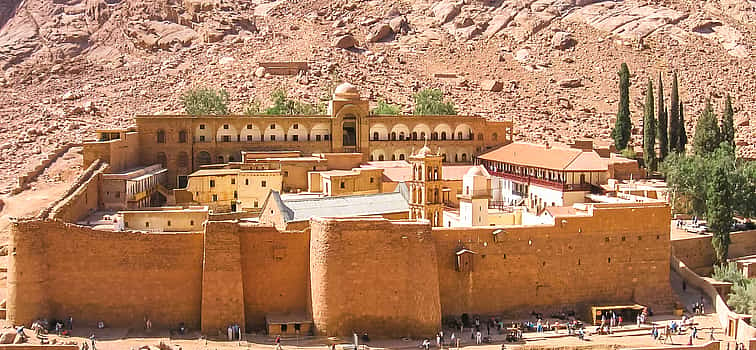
[478, 142, 608, 171]
[272, 190, 409, 223]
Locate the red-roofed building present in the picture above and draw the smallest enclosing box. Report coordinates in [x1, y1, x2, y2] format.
[477, 142, 612, 213]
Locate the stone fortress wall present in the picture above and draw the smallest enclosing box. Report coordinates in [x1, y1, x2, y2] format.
[8, 201, 677, 337]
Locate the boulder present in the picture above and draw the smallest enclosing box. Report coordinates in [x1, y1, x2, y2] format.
[551, 31, 575, 49]
[367, 23, 393, 42]
[0, 332, 15, 344]
[432, 0, 462, 24]
[558, 78, 583, 88]
[483, 12, 515, 37]
[254, 67, 266, 78]
[333, 34, 358, 49]
[389, 16, 407, 33]
[481, 80, 503, 92]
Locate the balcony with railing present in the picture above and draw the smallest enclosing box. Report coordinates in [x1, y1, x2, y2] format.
[489, 171, 591, 192]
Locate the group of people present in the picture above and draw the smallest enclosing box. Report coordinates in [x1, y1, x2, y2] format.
[692, 298, 706, 315]
[226, 324, 242, 341]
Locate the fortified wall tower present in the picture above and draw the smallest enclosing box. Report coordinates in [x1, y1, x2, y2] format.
[309, 217, 442, 337]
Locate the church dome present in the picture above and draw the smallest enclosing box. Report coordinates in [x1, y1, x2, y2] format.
[333, 82, 360, 100]
[465, 166, 485, 177]
[415, 145, 433, 157]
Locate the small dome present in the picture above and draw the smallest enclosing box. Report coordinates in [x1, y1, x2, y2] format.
[415, 145, 432, 157]
[466, 166, 485, 177]
[333, 82, 360, 100]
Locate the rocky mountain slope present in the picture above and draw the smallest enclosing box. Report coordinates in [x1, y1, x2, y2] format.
[0, 0, 754, 192]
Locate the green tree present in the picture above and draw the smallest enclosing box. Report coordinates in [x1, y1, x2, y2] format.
[643, 79, 657, 171]
[265, 89, 325, 115]
[721, 94, 735, 149]
[669, 71, 680, 153]
[727, 281, 755, 317]
[679, 102, 688, 152]
[612, 63, 632, 151]
[693, 100, 722, 156]
[708, 164, 733, 265]
[413, 88, 457, 115]
[372, 99, 402, 115]
[243, 99, 262, 115]
[713, 262, 748, 286]
[657, 73, 669, 159]
[181, 87, 229, 115]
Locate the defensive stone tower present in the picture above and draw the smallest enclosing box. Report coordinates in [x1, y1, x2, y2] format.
[7, 219, 49, 326]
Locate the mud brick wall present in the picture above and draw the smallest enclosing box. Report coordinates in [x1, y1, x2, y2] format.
[672, 229, 756, 275]
[309, 217, 442, 338]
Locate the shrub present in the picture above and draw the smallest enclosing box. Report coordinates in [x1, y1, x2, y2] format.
[372, 100, 401, 115]
[181, 87, 229, 115]
[413, 88, 456, 115]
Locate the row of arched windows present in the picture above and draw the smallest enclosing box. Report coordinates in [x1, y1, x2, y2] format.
[372, 131, 492, 142]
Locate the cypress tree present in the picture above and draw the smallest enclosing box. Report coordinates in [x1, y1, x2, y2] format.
[669, 71, 680, 152]
[679, 102, 688, 152]
[612, 63, 632, 150]
[693, 99, 722, 156]
[657, 73, 668, 159]
[708, 165, 733, 265]
[722, 94, 735, 149]
[643, 78, 657, 171]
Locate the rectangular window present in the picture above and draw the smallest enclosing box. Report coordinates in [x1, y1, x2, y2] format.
[223, 124, 229, 129]
[270, 124, 276, 129]
[199, 135, 206, 142]
[324, 135, 330, 141]
[245, 179, 249, 185]
[284, 171, 289, 177]
[340, 181, 345, 189]
[254, 201, 259, 208]
[222, 135, 230, 142]
[292, 135, 299, 141]
[199, 124, 206, 130]
[270, 135, 276, 141]
[370, 177, 374, 183]
[316, 135, 321, 141]
[231, 178, 236, 185]
[293, 124, 299, 129]
[210, 180, 215, 188]
[234, 191, 238, 199]
[212, 194, 217, 201]
[247, 135, 253, 141]
[262, 181, 267, 188]
[167, 220, 171, 226]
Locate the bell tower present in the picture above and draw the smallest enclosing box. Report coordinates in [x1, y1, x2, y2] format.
[408, 140, 443, 227]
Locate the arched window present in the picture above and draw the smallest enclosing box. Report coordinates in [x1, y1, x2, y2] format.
[442, 153, 447, 161]
[461, 153, 467, 162]
[392, 155, 396, 161]
[455, 154, 459, 162]
[434, 168, 438, 180]
[369, 155, 374, 161]
[421, 132, 426, 140]
[197, 151, 211, 166]
[177, 152, 188, 167]
[391, 132, 397, 141]
[441, 132, 447, 140]
[432, 132, 438, 140]
[157, 130, 166, 143]
[178, 130, 187, 143]
[477, 133, 484, 141]
[457, 132, 463, 140]
[217, 155, 224, 163]
[373, 132, 379, 140]
[156, 152, 167, 167]
[399, 154, 405, 160]
[399, 132, 405, 141]
[412, 132, 418, 140]
[378, 154, 385, 161]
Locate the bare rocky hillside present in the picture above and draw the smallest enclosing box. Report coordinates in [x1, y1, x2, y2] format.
[0, 0, 754, 193]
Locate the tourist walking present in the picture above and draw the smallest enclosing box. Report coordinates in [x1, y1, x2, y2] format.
[475, 330, 482, 345]
[275, 335, 282, 350]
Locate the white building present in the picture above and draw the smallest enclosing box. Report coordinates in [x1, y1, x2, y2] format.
[477, 142, 609, 213]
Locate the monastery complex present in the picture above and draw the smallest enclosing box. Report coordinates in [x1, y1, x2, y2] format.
[7, 83, 753, 343]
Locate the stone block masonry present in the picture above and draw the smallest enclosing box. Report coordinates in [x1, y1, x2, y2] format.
[8, 202, 676, 337]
